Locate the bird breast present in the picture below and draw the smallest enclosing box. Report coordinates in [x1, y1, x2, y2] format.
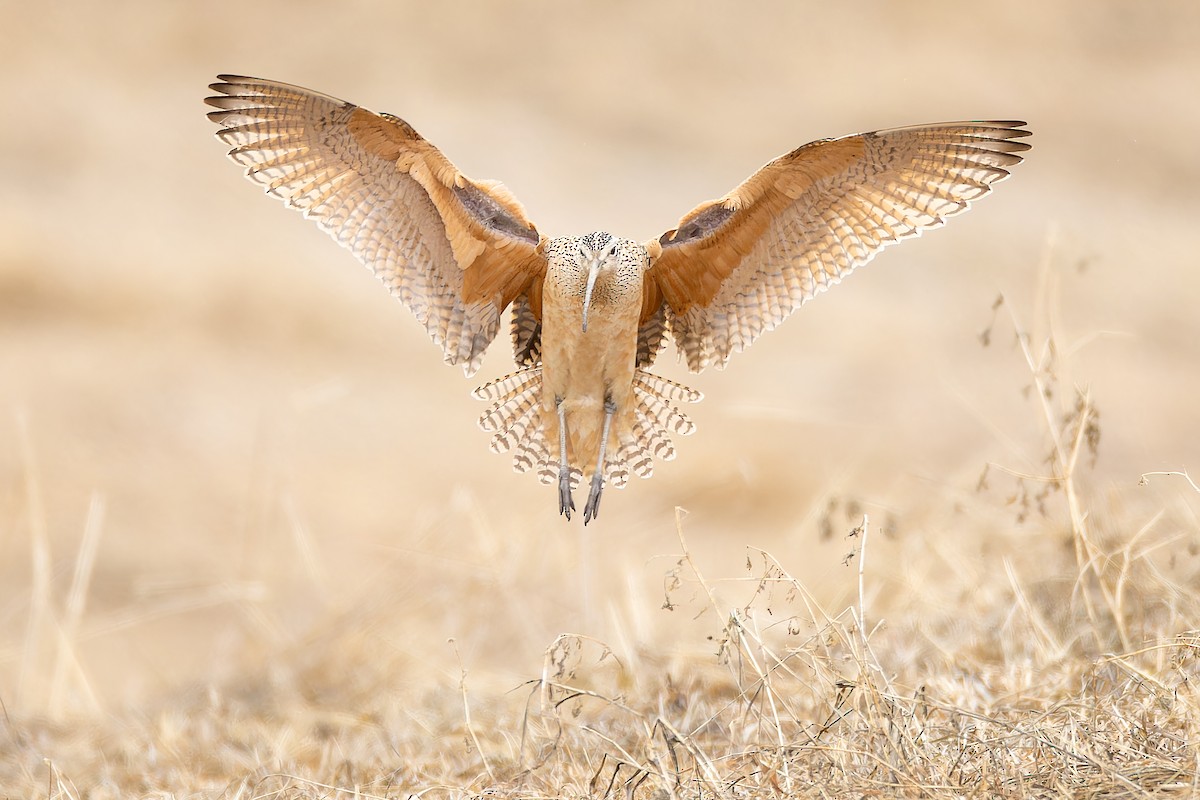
[541, 267, 642, 397]
[539, 266, 644, 465]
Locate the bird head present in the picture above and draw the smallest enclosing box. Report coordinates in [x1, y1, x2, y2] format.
[575, 232, 646, 333]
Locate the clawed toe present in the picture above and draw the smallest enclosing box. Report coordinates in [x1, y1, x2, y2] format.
[583, 473, 604, 525]
[558, 468, 575, 520]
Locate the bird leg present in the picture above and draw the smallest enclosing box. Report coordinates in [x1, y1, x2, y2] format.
[556, 397, 574, 519]
[583, 396, 616, 525]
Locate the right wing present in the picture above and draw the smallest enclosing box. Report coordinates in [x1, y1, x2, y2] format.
[205, 75, 547, 375]
[645, 121, 1031, 371]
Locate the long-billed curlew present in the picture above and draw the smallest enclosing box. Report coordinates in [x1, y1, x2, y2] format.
[205, 75, 1030, 524]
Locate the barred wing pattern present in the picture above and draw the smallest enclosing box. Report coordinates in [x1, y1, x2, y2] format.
[648, 121, 1032, 371]
[205, 75, 546, 375]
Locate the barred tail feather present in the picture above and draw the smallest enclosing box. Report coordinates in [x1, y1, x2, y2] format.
[474, 366, 575, 487]
[514, 423, 549, 476]
[605, 369, 702, 488]
[633, 371, 704, 404]
[632, 373, 698, 436]
[488, 396, 540, 454]
[472, 367, 542, 404]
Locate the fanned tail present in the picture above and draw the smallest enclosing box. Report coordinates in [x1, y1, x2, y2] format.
[475, 367, 542, 452]
[604, 370, 703, 486]
[473, 367, 580, 489]
[473, 367, 702, 494]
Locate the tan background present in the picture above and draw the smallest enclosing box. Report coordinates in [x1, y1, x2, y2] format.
[1, 1, 1197, 714]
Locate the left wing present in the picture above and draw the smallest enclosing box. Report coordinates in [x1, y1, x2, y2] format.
[206, 75, 546, 375]
[644, 121, 1031, 371]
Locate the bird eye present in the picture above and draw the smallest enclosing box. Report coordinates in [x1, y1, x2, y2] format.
[607, 243, 619, 257]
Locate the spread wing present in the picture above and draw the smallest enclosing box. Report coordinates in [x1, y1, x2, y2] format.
[646, 121, 1032, 371]
[205, 75, 547, 375]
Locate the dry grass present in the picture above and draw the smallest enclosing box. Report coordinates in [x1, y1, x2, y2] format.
[4, 276, 1199, 798]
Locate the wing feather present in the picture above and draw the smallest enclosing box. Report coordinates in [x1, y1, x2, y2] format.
[647, 121, 1031, 371]
[205, 75, 546, 375]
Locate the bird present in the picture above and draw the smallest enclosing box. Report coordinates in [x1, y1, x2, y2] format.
[205, 75, 1030, 524]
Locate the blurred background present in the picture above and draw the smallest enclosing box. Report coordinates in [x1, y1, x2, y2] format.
[1, 1, 1197, 716]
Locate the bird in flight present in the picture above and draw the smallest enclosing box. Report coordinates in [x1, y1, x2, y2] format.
[205, 75, 1030, 524]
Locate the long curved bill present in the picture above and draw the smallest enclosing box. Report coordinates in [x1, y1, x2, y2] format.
[581, 258, 603, 333]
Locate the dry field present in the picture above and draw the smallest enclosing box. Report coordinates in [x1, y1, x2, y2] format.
[2, 2, 1199, 797]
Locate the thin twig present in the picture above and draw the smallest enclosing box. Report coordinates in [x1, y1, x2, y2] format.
[673, 507, 723, 619]
[449, 638, 494, 780]
[1139, 470, 1200, 494]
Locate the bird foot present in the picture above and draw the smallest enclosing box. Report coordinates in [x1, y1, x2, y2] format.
[558, 466, 575, 520]
[583, 472, 604, 525]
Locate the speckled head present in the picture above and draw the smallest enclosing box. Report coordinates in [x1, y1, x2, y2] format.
[579, 231, 616, 253]
[576, 232, 647, 332]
